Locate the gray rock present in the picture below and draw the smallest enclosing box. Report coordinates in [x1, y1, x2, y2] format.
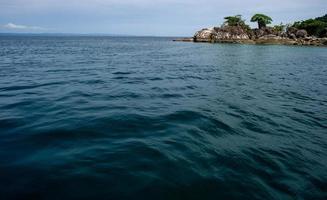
[191, 25, 327, 46]
[296, 30, 308, 38]
[252, 27, 282, 39]
[212, 26, 250, 40]
[194, 26, 250, 42]
[287, 27, 298, 36]
[253, 28, 265, 38]
[281, 32, 288, 38]
[289, 33, 297, 40]
[304, 36, 313, 41]
[194, 28, 216, 42]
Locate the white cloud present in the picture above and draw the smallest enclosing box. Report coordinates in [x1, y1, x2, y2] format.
[3, 23, 46, 30]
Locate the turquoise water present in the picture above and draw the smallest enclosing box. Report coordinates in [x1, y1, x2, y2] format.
[0, 36, 326, 200]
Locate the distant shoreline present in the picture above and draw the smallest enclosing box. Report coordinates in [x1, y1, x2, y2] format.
[174, 14, 327, 46]
[173, 36, 327, 47]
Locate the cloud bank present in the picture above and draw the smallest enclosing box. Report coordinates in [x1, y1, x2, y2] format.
[3, 23, 46, 31]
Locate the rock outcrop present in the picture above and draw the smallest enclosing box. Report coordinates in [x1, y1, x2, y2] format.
[194, 26, 251, 43]
[193, 28, 216, 42]
[296, 30, 308, 38]
[212, 26, 250, 40]
[190, 25, 327, 46]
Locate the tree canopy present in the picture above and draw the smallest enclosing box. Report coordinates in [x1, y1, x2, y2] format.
[292, 14, 327, 37]
[220, 13, 327, 37]
[251, 14, 273, 29]
[316, 14, 327, 23]
[223, 15, 250, 30]
[224, 15, 245, 26]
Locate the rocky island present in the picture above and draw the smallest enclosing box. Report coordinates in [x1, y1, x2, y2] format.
[175, 14, 327, 46]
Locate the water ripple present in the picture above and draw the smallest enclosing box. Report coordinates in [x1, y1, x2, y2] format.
[0, 36, 327, 200]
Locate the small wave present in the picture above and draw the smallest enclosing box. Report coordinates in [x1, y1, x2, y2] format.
[159, 93, 184, 98]
[0, 81, 66, 92]
[112, 71, 133, 75]
[147, 77, 163, 81]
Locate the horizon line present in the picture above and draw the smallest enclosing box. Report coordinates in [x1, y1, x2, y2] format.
[0, 32, 189, 38]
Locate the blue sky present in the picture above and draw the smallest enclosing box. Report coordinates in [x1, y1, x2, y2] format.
[0, 0, 326, 36]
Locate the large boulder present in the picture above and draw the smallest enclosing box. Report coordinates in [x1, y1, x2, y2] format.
[280, 32, 288, 38]
[287, 27, 298, 37]
[253, 28, 265, 38]
[296, 29, 308, 38]
[193, 28, 216, 42]
[289, 33, 297, 40]
[253, 27, 280, 39]
[262, 27, 275, 35]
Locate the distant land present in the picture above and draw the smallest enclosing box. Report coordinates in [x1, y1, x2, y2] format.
[175, 13, 327, 46]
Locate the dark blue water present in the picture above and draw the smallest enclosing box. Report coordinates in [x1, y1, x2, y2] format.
[0, 36, 326, 200]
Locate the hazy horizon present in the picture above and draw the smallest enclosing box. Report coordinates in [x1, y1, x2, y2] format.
[0, 0, 326, 36]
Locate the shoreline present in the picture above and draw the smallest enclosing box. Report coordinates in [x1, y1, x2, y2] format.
[175, 14, 327, 47]
[173, 37, 327, 46]
[173, 37, 327, 47]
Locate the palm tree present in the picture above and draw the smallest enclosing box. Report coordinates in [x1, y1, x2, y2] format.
[251, 14, 273, 29]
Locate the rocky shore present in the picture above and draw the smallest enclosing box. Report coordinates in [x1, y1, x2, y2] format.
[190, 26, 327, 46]
[174, 14, 327, 46]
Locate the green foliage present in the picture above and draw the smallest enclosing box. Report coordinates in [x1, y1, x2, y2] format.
[292, 15, 327, 37]
[224, 15, 244, 26]
[316, 14, 327, 23]
[251, 14, 273, 29]
[273, 23, 286, 32]
[219, 13, 327, 37]
[223, 15, 251, 30]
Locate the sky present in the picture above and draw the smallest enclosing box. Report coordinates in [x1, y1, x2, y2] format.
[0, 0, 326, 36]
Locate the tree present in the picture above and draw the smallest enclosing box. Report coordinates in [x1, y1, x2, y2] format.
[224, 15, 245, 27]
[292, 14, 327, 37]
[316, 14, 327, 23]
[251, 14, 273, 29]
[223, 15, 251, 31]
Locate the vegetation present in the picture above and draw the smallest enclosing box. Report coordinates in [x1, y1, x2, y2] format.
[316, 14, 327, 23]
[251, 14, 273, 29]
[223, 15, 245, 26]
[223, 15, 251, 31]
[292, 14, 327, 37]
[220, 13, 327, 37]
[273, 23, 286, 32]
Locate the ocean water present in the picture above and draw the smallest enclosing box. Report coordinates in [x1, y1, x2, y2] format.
[0, 36, 326, 200]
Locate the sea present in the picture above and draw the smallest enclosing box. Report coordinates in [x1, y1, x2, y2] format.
[0, 36, 326, 200]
